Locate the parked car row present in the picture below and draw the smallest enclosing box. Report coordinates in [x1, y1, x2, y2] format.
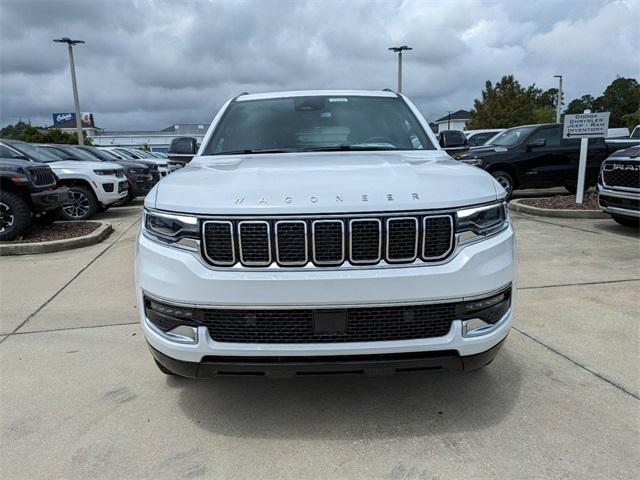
[0, 140, 176, 240]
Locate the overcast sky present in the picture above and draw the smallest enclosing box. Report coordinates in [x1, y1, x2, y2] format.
[1, 0, 638, 130]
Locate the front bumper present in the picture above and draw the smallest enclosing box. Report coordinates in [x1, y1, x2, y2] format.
[136, 224, 515, 365]
[149, 338, 507, 377]
[30, 186, 71, 210]
[127, 174, 156, 197]
[597, 185, 640, 218]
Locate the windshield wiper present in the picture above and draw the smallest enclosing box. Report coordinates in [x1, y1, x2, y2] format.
[216, 148, 294, 155]
[302, 145, 398, 152]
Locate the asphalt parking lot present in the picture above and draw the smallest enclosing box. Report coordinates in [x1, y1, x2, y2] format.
[1, 199, 638, 479]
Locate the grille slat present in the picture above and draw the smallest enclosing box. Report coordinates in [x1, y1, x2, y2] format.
[239, 221, 271, 266]
[350, 219, 382, 263]
[423, 216, 454, 259]
[202, 213, 454, 268]
[275, 221, 307, 265]
[200, 303, 456, 343]
[312, 220, 344, 265]
[602, 161, 640, 189]
[386, 218, 418, 262]
[203, 221, 235, 265]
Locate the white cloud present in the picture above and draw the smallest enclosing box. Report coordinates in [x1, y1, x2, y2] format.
[0, 0, 636, 129]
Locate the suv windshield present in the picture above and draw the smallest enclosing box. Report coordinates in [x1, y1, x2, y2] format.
[7, 141, 63, 163]
[487, 126, 537, 147]
[204, 95, 435, 155]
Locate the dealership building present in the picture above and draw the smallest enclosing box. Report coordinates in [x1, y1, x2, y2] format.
[50, 113, 208, 152]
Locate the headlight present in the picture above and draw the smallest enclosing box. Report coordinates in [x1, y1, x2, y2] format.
[127, 167, 146, 174]
[460, 157, 484, 167]
[93, 169, 118, 176]
[456, 202, 508, 243]
[143, 210, 200, 250]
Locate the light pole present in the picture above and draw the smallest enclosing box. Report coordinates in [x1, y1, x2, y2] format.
[553, 74, 563, 124]
[388, 45, 412, 93]
[54, 37, 85, 145]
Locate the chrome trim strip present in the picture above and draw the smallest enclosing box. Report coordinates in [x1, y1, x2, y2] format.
[238, 220, 272, 266]
[145, 201, 499, 220]
[386, 217, 418, 262]
[422, 215, 454, 260]
[201, 220, 236, 266]
[349, 218, 382, 264]
[141, 283, 513, 310]
[312, 219, 345, 265]
[274, 220, 308, 266]
[597, 186, 640, 200]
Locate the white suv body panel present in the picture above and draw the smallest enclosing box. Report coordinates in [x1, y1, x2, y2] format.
[49, 160, 128, 206]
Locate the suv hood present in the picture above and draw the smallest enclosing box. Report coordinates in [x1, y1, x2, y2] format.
[149, 151, 502, 215]
[47, 160, 122, 171]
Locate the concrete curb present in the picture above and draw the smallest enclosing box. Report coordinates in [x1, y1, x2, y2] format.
[0, 222, 113, 256]
[509, 199, 608, 219]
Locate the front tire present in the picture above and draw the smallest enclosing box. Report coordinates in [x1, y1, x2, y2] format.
[491, 170, 514, 198]
[0, 191, 31, 241]
[611, 214, 639, 228]
[61, 186, 97, 221]
[564, 185, 577, 194]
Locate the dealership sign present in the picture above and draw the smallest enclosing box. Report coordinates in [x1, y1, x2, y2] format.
[52, 112, 95, 127]
[563, 112, 609, 139]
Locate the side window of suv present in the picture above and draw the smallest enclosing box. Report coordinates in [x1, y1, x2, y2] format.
[530, 127, 560, 147]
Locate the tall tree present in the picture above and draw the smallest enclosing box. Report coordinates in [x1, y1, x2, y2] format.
[467, 75, 545, 129]
[593, 77, 640, 128]
[565, 95, 596, 114]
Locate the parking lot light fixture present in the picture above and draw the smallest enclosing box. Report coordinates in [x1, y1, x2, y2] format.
[53, 38, 86, 145]
[388, 45, 413, 94]
[553, 75, 563, 124]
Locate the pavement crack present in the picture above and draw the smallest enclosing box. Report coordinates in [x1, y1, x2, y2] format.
[512, 327, 639, 401]
[9, 321, 139, 336]
[0, 219, 140, 345]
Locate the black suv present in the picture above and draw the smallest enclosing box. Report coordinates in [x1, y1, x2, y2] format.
[456, 123, 611, 196]
[0, 148, 70, 241]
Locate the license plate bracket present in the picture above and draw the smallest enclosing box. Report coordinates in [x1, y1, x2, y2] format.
[313, 310, 347, 333]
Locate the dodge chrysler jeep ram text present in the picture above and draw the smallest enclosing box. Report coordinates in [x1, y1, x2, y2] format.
[136, 90, 515, 377]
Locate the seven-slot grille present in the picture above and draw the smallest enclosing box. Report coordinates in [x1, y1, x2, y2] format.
[202, 213, 454, 268]
[199, 303, 456, 343]
[28, 166, 55, 186]
[602, 160, 640, 189]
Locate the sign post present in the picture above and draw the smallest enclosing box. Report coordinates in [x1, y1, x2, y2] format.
[562, 111, 610, 203]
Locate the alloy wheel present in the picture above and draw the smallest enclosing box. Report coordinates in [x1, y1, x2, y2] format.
[63, 191, 91, 219]
[0, 201, 15, 232]
[495, 175, 513, 195]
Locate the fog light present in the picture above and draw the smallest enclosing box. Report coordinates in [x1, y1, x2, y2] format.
[165, 325, 198, 344]
[462, 318, 494, 337]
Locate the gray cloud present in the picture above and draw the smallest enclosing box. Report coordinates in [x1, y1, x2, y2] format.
[1, 0, 638, 130]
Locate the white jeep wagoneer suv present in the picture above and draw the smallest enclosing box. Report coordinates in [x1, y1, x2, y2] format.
[136, 90, 515, 377]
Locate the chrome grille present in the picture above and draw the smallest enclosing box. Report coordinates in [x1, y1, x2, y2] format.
[201, 212, 455, 268]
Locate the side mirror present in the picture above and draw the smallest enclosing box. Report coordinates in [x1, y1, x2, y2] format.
[168, 137, 198, 163]
[527, 138, 546, 149]
[438, 130, 469, 151]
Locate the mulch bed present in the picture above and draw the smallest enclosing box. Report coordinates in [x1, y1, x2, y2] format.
[518, 193, 599, 210]
[0, 222, 100, 244]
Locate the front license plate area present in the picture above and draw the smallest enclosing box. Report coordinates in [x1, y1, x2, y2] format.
[313, 310, 347, 333]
